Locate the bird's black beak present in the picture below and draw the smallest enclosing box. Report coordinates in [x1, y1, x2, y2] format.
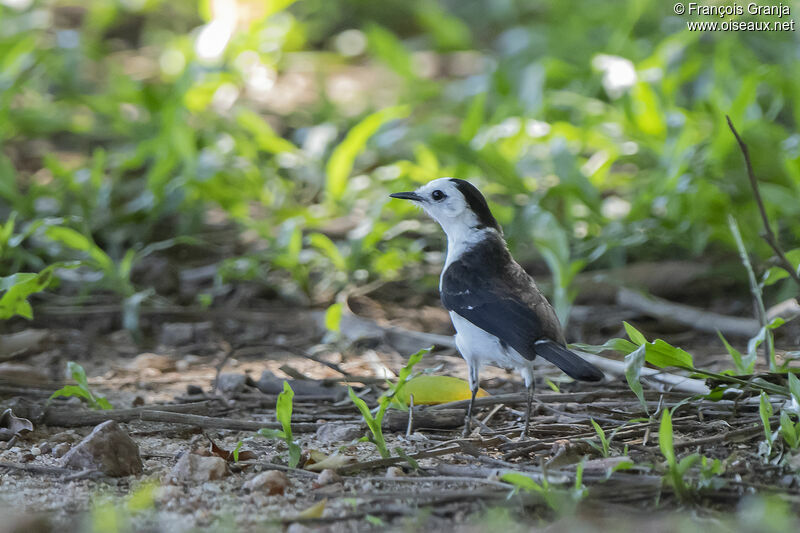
[389, 191, 424, 202]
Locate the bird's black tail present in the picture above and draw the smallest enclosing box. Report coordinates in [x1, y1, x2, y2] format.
[534, 340, 604, 382]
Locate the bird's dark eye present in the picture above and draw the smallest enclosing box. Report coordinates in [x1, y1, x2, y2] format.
[431, 190, 446, 201]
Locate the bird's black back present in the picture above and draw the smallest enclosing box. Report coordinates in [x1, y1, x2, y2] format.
[441, 233, 603, 382]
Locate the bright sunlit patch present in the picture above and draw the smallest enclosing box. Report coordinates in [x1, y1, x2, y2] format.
[592, 54, 637, 99]
[525, 119, 550, 138]
[0, 0, 32, 10]
[334, 29, 367, 57]
[159, 49, 186, 76]
[211, 83, 239, 112]
[602, 196, 631, 220]
[195, 19, 234, 62]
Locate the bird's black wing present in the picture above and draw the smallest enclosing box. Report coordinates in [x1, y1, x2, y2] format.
[441, 244, 603, 382]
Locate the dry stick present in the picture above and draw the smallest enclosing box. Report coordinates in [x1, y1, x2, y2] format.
[42, 401, 219, 427]
[727, 115, 800, 288]
[0, 461, 101, 480]
[336, 444, 462, 475]
[138, 410, 319, 433]
[616, 287, 760, 337]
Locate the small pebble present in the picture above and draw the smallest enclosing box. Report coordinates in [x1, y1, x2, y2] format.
[38, 442, 52, 455]
[53, 443, 71, 458]
[313, 469, 341, 488]
[30, 446, 41, 456]
[386, 466, 404, 478]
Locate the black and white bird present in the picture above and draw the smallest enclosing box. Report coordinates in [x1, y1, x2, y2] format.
[390, 178, 604, 436]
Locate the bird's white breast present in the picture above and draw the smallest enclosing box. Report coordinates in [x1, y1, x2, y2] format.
[450, 311, 534, 386]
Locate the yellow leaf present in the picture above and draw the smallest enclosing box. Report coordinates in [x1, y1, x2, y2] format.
[395, 375, 489, 405]
[296, 498, 326, 519]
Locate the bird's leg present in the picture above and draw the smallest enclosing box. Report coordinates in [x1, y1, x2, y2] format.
[523, 380, 535, 438]
[463, 363, 479, 437]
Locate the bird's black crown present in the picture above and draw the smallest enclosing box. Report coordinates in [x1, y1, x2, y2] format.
[449, 178, 500, 231]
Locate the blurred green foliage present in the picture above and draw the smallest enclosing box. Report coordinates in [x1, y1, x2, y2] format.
[1, 0, 799, 314]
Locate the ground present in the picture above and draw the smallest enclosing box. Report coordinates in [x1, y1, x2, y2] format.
[1, 277, 799, 532]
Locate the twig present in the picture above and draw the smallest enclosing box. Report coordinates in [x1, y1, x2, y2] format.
[42, 401, 220, 427]
[727, 115, 800, 288]
[139, 410, 319, 432]
[336, 443, 466, 475]
[0, 461, 101, 480]
[616, 287, 760, 337]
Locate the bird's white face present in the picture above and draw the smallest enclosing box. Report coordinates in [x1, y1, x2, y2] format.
[391, 178, 479, 237]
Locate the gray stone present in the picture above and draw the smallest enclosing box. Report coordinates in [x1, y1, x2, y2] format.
[61, 420, 143, 477]
[169, 453, 227, 483]
[315, 422, 362, 444]
[243, 470, 289, 494]
[215, 373, 248, 394]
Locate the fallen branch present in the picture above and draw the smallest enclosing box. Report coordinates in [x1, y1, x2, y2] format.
[616, 287, 760, 337]
[139, 410, 319, 433]
[727, 115, 800, 288]
[42, 401, 219, 427]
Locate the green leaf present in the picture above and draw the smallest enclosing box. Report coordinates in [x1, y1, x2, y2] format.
[326, 105, 409, 201]
[645, 339, 694, 369]
[236, 109, 298, 155]
[394, 447, 419, 470]
[45, 227, 114, 274]
[365, 24, 415, 79]
[623, 322, 647, 345]
[624, 345, 648, 414]
[759, 392, 774, 450]
[779, 411, 799, 449]
[571, 338, 638, 355]
[324, 302, 343, 333]
[308, 233, 347, 271]
[49, 385, 93, 404]
[659, 408, 675, 467]
[499, 472, 542, 493]
[459, 92, 486, 142]
[788, 373, 800, 405]
[49, 361, 112, 410]
[257, 428, 286, 440]
[0, 266, 57, 319]
[718, 330, 753, 374]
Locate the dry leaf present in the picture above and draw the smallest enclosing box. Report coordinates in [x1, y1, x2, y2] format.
[303, 450, 355, 472]
[0, 409, 33, 441]
[296, 498, 326, 519]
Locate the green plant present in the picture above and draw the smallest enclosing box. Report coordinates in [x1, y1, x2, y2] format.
[729, 216, 777, 371]
[586, 419, 612, 458]
[779, 411, 800, 450]
[258, 381, 302, 468]
[659, 407, 699, 500]
[348, 346, 430, 458]
[50, 361, 112, 410]
[759, 391, 777, 456]
[500, 461, 586, 514]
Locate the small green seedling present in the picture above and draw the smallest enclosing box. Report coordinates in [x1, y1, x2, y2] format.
[500, 462, 586, 514]
[586, 419, 611, 458]
[348, 346, 430, 458]
[50, 361, 113, 410]
[759, 391, 777, 456]
[659, 407, 699, 500]
[258, 381, 302, 468]
[232, 440, 244, 462]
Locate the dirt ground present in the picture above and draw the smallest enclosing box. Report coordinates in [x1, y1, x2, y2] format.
[1, 281, 800, 532]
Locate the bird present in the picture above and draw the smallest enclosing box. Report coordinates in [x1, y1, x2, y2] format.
[390, 178, 604, 437]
